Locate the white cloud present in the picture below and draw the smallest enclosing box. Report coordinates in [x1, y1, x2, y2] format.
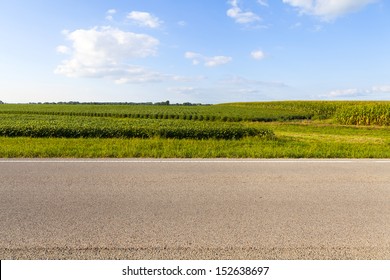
[55, 26, 163, 83]
[127, 11, 163, 28]
[56, 45, 70, 54]
[251, 49, 266, 60]
[227, 0, 261, 24]
[284, 0, 312, 11]
[220, 75, 288, 88]
[185, 52, 201, 65]
[326, 85, 390, 98]
[105, 9, 116, 21]
[371, 85, 390, 93]
[205, 56, 232, 67]
[257, 0, 269, 7]
[327, 88, 362, 97]
[185, 52, 232, 67]
[282, 0, 378, 21]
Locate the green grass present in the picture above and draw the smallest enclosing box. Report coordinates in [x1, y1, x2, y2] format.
[0, 101, 389, 158]
[1, 133, 389, 158]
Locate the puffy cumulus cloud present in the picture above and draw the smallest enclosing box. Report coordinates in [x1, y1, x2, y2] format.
[227, 0, 261, 24]
[55, 26, 166, 83]
[282, 0, 378, 21]
[58, 26, 159, 64]
[185, 52, 232, 67]
[251, 49, 266, 60]
[127, 11, 163, 28]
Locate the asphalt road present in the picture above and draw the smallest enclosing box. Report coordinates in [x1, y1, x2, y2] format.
[0, 159, 389, 259]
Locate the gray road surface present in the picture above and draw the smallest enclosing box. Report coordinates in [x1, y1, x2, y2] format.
[0, 159, 389, 259]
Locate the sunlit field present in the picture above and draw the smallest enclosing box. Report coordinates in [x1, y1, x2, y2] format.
[0, 101, 389, 158]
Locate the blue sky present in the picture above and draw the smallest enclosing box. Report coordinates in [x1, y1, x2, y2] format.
[0, 0, 389, 104]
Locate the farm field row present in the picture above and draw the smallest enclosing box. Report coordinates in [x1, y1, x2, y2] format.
[0, 114, 272, 140]
[0, 125, 389, 158]
[2, 101, 389, 124]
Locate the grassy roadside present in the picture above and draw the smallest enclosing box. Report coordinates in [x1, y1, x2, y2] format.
[1, 121, 389, 158]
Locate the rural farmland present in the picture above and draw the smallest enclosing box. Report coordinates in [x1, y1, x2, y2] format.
[0, 101, 389, 158]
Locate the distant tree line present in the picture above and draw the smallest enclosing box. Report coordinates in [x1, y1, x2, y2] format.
[25, 100, 210, 106]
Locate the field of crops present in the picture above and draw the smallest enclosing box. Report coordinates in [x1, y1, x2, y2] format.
[0, 101, 389, 140]
[1, 101, 389, 124]
[0, 101, 343, 122]
[0, 101, 389, 158]
[0, 114, 273, 140]
[335, 104, 390, 126]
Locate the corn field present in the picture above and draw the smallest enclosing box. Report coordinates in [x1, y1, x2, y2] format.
[334, 104, 390, 126]
[0, 101, 345, 122]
